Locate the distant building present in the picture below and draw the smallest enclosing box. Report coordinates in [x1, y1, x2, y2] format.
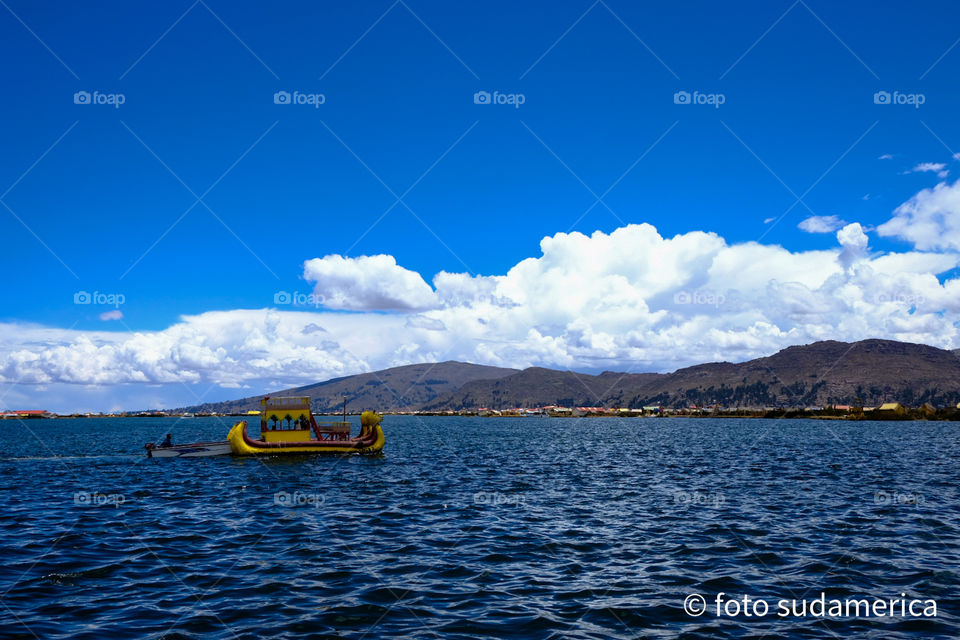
[876, 402, 906, 416]
[574, 407, 604, 416]
[1, 410, 54, 419]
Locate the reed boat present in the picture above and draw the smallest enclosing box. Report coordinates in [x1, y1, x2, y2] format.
[227, 396, 385, 456]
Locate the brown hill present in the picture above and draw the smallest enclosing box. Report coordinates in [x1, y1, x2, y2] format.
[178, 361, 517, 414]
[182, 340, 960, 414]
[425, 340, 960, 409]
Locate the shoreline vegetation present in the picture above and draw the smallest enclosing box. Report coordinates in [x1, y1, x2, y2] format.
[6, 403, 960, 421]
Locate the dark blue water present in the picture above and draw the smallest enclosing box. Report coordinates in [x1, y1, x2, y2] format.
[0, 417, 957, 639]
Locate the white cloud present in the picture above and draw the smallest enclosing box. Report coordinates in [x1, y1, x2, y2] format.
[302, 254, 438, 311]
[908, 162, 949, 179]
[3, 210, 960, 409]
[99, 310, 123, 321]
[836, 223, 869, 271]
[878, 154, 893, 160]
[405, 315, 447, 331]
[798, 215, 846, 234]
[301, 322, 326, 335]
[877, 178, 960, 251]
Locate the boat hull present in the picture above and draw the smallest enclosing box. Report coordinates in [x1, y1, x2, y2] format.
[147, 441, 232, 457]
[227, 420, 384, 456]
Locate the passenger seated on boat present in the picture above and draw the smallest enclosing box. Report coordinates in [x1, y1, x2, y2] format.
[160, 433, 172, 448]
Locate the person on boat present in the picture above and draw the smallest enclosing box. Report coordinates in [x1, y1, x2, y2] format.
[160, 433, 172, 448]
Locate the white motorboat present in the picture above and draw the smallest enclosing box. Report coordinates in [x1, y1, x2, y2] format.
[145, 441, 232, 457]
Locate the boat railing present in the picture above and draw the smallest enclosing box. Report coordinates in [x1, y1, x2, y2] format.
[261, 396, 311, 410]
[314, 421, 351, 441]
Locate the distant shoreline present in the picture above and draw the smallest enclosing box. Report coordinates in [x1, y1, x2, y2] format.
[8, 410, 960, 422]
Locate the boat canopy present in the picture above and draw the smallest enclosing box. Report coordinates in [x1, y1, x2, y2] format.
[260, 396, 312, 430]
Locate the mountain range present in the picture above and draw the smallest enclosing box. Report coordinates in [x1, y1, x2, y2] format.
[178, 339, 960, 413]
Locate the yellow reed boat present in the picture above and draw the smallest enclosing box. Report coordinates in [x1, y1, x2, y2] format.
[227, 396, 385, 456]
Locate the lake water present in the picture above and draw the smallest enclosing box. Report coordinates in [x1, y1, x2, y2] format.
[0, 416, 957, 639]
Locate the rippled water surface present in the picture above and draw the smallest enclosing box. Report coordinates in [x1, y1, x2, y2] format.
[0, 416, 957, 639]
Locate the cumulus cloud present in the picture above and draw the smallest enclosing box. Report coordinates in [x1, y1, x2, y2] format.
[798, 215, 846, 234]
[908, 162, 949, 179]
[877, 179, 960, 251]
[99, 310, 123, 321]
[3, 201, 960, 405]
[301, 322, 326, 335]
[836, 223, 869, 271]
[405, 315, 447, 331]
[303, 254, 438, 311]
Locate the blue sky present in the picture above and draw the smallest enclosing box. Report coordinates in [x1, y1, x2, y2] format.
[2, 1, 960, 411]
